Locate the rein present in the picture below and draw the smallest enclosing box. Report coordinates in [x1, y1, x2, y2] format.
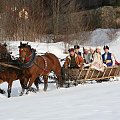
[0, 62, 21, 70]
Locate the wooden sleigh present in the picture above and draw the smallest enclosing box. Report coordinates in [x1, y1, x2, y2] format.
[64, 65, 120, 87]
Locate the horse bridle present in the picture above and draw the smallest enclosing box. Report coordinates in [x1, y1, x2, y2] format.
[19, 48, 32, 62]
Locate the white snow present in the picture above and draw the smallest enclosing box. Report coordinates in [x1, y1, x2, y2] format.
[1, 81, 120, 120]
[0, 29, 120, 120]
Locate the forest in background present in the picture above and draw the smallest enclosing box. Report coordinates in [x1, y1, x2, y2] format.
[0, 0, 120, 42]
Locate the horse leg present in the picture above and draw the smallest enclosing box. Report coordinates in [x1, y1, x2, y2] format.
[61, 67, 65, 83]
[7, 80, 13, 98]
[54, 69, 63, 88]
[43, 75, 48, 91]
[34, 77, 40, 91]
[19, 77, 29, 96]
[19, 82, 25, 96]
[19, 87, 25, 96]
[0, 88, 6, 94]
[26, 75, 37, 94]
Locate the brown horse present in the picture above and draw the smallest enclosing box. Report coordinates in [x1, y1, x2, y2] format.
[18, 42, 63, 94]
[0, 68, 25, 98]
[0, 43, 26, 98]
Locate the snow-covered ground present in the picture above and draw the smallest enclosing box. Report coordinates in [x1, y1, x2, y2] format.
[0, 29, 120, 120]
[1, 81, 120, 120]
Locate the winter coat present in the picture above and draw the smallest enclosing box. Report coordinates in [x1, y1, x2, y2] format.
[74, 49, 81, 56]
[91, 52, 106, 72]
[63, 54, 83, 68]
[88, 53, 94, 63]
[83, 53, 92, 64]
[102, 52, 113, 66]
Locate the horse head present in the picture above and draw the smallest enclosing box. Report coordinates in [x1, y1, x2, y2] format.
[18, 42, 32, 62]
[0, 43, 12, 63]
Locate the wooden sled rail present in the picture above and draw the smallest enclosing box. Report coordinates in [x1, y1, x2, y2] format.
[64, 65, 120, 82]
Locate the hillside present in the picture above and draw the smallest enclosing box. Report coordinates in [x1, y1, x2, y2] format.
[0, 0, 120, 41]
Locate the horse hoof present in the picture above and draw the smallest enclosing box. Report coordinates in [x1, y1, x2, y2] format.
[37, 89, 39, 92]
[0, 89, 6, 94]
[64, 83, 70, 88]
[43, 89, 47, 92]
[43, 88, 47, 92]
[74, 83, 78, 86]
[19, 92, 24, 96]
[25, 90, 29, 94]
[28, 87, 37, 93]
[31, 88, 37, 93]
[8, 96, 10, 98]
[43, 84, 48, 92]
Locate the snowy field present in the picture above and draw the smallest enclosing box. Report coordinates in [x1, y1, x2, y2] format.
[1, 81, 120, 120]
[0, 29, 120, 120]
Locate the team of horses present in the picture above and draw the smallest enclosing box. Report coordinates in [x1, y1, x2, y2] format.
[0, 42, 63, 98]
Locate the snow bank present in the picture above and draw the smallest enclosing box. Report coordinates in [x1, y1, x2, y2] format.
[6, 41, 67, 59]
[86, 28, 120, 46]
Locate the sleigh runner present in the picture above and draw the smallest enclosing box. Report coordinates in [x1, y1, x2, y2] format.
[63, 65, 120, 86]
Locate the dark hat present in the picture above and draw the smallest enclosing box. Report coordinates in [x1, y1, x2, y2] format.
[68, 48, 74, 52]
[74, 45, 80, 49]
[4, 43, 7, 47]
[103, 45, 109, 50]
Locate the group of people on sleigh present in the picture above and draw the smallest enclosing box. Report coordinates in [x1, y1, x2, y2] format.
[63, 45, 119, 72]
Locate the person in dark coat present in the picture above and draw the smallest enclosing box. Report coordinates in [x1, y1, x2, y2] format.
[74, 45, 81, 56]
[102, 46, 114, 66]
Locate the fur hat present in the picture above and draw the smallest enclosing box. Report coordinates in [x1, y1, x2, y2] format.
[68, 48, 74, 52]
[90, 47, 95, 50]
[74, 45, 80, 49]
[103, 45, 109, 50]
[96, 46, 101, 50]
[84, 47, 89, 50]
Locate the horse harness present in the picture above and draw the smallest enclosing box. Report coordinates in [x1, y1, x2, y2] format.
[33, 55, 49, 76]
[19, 47, 54, 77]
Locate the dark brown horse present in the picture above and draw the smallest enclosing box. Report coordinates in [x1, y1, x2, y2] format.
[0, 68, 25, 97]
[0, 43, 25, 98]
[18, 42, 63, 94]
[0, 43, 12, 63]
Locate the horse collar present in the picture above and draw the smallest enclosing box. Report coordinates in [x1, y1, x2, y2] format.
[18, 50, 36, 68]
